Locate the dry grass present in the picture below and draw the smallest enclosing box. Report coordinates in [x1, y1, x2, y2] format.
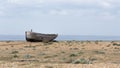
[0, 41, 120, 67]
[0, 62, 120, 68]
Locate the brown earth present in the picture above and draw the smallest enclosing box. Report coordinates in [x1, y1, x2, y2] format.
[0, 41, 120, 68]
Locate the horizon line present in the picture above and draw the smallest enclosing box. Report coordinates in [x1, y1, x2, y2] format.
[0, 34, 120, 37]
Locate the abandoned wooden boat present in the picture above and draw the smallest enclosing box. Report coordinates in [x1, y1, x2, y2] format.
[25, 31, 58, 42]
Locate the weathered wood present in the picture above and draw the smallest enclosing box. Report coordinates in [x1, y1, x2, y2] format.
[25, 31, 58, 42]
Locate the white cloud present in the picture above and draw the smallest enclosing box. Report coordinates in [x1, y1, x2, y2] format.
[42, 0, 96, 3]
[0, 3, 7, 16]
[7, 0, 43, 5]
[0, 0, 119, 18]
[49, 10, 68, 15]
[5, 0, 120, 6]
[5, 0, 120, 9]
[0, 11, 4, 16]
[5, 0, 116, 8]
[102, 2, 111, 8]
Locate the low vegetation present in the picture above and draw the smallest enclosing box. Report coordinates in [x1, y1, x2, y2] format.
[113, 43, 120, 46]
[93, 50, 105, 54]
[72, 58, 90, 64]
[69, 53, 78, 57]
[0, 41, 120, 67]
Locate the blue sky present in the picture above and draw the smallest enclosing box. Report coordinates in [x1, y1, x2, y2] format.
[0, 0, 120, 36]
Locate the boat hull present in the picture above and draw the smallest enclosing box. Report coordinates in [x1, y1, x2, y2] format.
[25, 31, 58, 42]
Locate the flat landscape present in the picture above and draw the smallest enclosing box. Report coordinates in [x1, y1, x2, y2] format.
[0, 41, 120, 68]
